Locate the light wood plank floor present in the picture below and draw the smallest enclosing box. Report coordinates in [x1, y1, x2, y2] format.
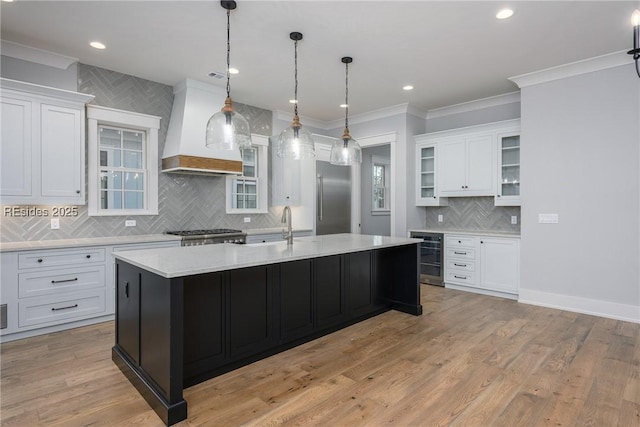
[2, 285, 639, 426]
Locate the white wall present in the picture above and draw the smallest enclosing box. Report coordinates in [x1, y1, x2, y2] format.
[1, 55, 78, 91]
[519, 64, 640, 322]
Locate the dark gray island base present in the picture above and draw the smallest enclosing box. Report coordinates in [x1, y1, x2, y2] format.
[112, 238, 422, 426]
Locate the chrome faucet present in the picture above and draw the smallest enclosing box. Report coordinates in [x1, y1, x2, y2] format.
[281, 206, 293, 245]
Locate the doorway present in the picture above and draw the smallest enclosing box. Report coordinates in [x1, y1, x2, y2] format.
[361, 145, 391, 236]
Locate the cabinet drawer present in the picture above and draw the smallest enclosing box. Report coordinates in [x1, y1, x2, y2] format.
[18, 289, 106, 328]
[18, 248, 106, 269]
[18, 265, 106, 298]
[446, 236, 475, 248]
[446, 260, 475, 272]
[446, 248, 475, 260]
[446, 270, 476, 285]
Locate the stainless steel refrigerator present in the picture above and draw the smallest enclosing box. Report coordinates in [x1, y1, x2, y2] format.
[316, 161, 351, 235]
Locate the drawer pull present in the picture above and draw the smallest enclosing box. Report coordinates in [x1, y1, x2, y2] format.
[454, 251, 467, 255]
[454, 275, 467, 280]
[37, 259, 43, 263]
[51, 304, 78, 311]
[51, 278, 78, 284]
[454, 263, 467, 267]
[86, 255, 91, 259]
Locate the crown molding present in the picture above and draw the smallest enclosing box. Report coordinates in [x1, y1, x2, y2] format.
[273, 109, 328, 130]
[509, 50, 632, 88]
[426, 91, 520, 120]
[0, 40, 78, 70]
[326, 103, 427, 130]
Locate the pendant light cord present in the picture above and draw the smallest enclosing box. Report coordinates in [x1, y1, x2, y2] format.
[226, 8, 231, 98]
[344, 61, 349, 130]
[293, 39, 299, 117]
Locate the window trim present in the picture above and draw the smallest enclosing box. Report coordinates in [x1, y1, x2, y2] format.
[371, 155, 390, 214]
[87, 105, 160, 216]
[225, 134, 269, 214]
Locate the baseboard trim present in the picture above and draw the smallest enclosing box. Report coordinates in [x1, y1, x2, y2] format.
[518, 289, 640, 324]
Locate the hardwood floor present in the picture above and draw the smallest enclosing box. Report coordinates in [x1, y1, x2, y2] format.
[1, 285, 638, 426]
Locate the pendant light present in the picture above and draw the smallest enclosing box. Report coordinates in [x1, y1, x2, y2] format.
[206, 0, 251, 151]
[277, 32, 315, 159]
[330, 57, 362, 166]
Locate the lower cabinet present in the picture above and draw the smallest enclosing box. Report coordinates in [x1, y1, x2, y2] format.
[315, 255, 346, 329]
[116, 262, 140, 365]
[279, 260, 314, 342]
[444, 234, 520, 299]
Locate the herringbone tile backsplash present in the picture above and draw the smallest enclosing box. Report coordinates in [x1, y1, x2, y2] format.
[0, 64, 280, 242]
[424, 197, 520, 232]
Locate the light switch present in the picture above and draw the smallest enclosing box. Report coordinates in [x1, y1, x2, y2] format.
[538, 213, 559, 224]
[511, 216, 518, 225]
[438, 214, 443, 223]
[244, 217, 251, 223]
[125, 220, 136, 227]
[50, 218, 60, 230]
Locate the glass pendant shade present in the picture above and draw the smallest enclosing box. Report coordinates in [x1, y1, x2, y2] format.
[277, 115, 315, 159]
[330, 129, 362, 166]
[206, 102, 251, 150]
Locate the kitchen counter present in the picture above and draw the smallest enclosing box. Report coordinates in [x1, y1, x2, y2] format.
[244, 227, 313, 235]
[0, 234, 182, 252]
[409, 229, 520, 238]
[113, 233, 421, 279]
[112, 232, 422, 425]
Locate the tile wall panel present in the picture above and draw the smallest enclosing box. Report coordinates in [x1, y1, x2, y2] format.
[0, 64, 279, 242]
[424, 197, 520, 232]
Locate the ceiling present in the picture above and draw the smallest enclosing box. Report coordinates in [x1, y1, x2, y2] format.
[1, 1, 637, 122]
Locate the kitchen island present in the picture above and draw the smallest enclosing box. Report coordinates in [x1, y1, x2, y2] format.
[112, 233, 422, 426]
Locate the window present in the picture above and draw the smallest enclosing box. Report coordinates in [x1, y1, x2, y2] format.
[87, 106, 160, 216]
[372, 155, 390, 213]
[226, 134, 268, 213]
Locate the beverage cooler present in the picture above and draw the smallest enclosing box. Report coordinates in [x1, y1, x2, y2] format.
[410, 232, 444, 286]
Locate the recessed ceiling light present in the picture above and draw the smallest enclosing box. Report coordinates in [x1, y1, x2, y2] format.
[496, 8, 514, 19]
[403, 85, 414, 91]
[90, 41, 106, 49]
[289, 99, 297, 104]
[2, 0, 15, 3]
[228, 67, 239, 74]
[340, 104, 348, 108]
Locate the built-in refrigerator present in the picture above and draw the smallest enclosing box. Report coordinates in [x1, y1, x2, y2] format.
[316, 161, 351, 235]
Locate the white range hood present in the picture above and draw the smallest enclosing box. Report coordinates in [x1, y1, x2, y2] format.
[162, 79, 243, 175]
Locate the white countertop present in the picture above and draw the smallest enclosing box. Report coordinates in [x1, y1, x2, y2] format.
[113, 233, 421, 279]
[0, 234, 182, 252]
[409, 229, 520, 238]
[244, 228, 313, 235]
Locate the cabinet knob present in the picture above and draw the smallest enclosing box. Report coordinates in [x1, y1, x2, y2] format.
[76, 190, 80, 194]
[433, 196, 436, 199]
[86, 254, 91, 259]
[481, 241, 484, 244]
[497, 195, 501, 198]
[37, 258, 43, 263]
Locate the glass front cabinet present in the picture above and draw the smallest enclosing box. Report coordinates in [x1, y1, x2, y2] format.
[415, 139, 447, 206]
[495, 131, 521, 206]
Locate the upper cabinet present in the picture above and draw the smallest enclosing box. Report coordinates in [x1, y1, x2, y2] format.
[413, 119, 520, 206]
[439, 134, 495, 197]
[271, 136, 301, 206]
[0, 78, 94, 205]
[495, 132, 521, 206]
[414, 138, 447, 206]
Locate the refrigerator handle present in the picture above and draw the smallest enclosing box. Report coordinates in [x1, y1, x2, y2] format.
[317, 174, 323, 221]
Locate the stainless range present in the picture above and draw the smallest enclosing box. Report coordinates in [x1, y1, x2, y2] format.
[165, 229, 246, 246]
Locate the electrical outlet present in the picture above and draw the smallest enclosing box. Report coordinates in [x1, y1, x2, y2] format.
[50, 218, 60, 230]
[244, 217, 251, 223]
[538, 213, 559, 224]
[437, 214, 443, 223]
[511, 216, 518, 225]
[125, 220, 136, 227]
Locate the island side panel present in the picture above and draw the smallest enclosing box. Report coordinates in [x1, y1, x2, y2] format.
[374, 243, 423, 315]
[113, 260, 187, 426]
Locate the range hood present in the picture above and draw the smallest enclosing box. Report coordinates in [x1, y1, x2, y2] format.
[162, 79, 243, 175]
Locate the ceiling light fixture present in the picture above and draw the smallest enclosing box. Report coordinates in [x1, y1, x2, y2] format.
[206, 0, 251, 151]
[629, 9, 640, 78]
[90, 41, 106, 50]
[496, 8, 514, 20]
[403, 85, 414, 91]
[330, 57, 362, 166]
[277, 32, 315, 159]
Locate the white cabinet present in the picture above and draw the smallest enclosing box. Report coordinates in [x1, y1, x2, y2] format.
[414, 139, 447, 206]
[444, 233, 520, 299]
[439, 134, 495, 196]
[495, 131, 521, 206]
[479, 237, 520, 295]
[0, 78, 94, 205]
[271, 136, 301, 205]
[0, 239, 180, 342]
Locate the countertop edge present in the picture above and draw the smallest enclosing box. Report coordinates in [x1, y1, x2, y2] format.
[409, 229, 520, 238]
[0, 234, 182, 252]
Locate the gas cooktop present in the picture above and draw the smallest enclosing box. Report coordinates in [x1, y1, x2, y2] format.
[165, 229, 243, 236]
